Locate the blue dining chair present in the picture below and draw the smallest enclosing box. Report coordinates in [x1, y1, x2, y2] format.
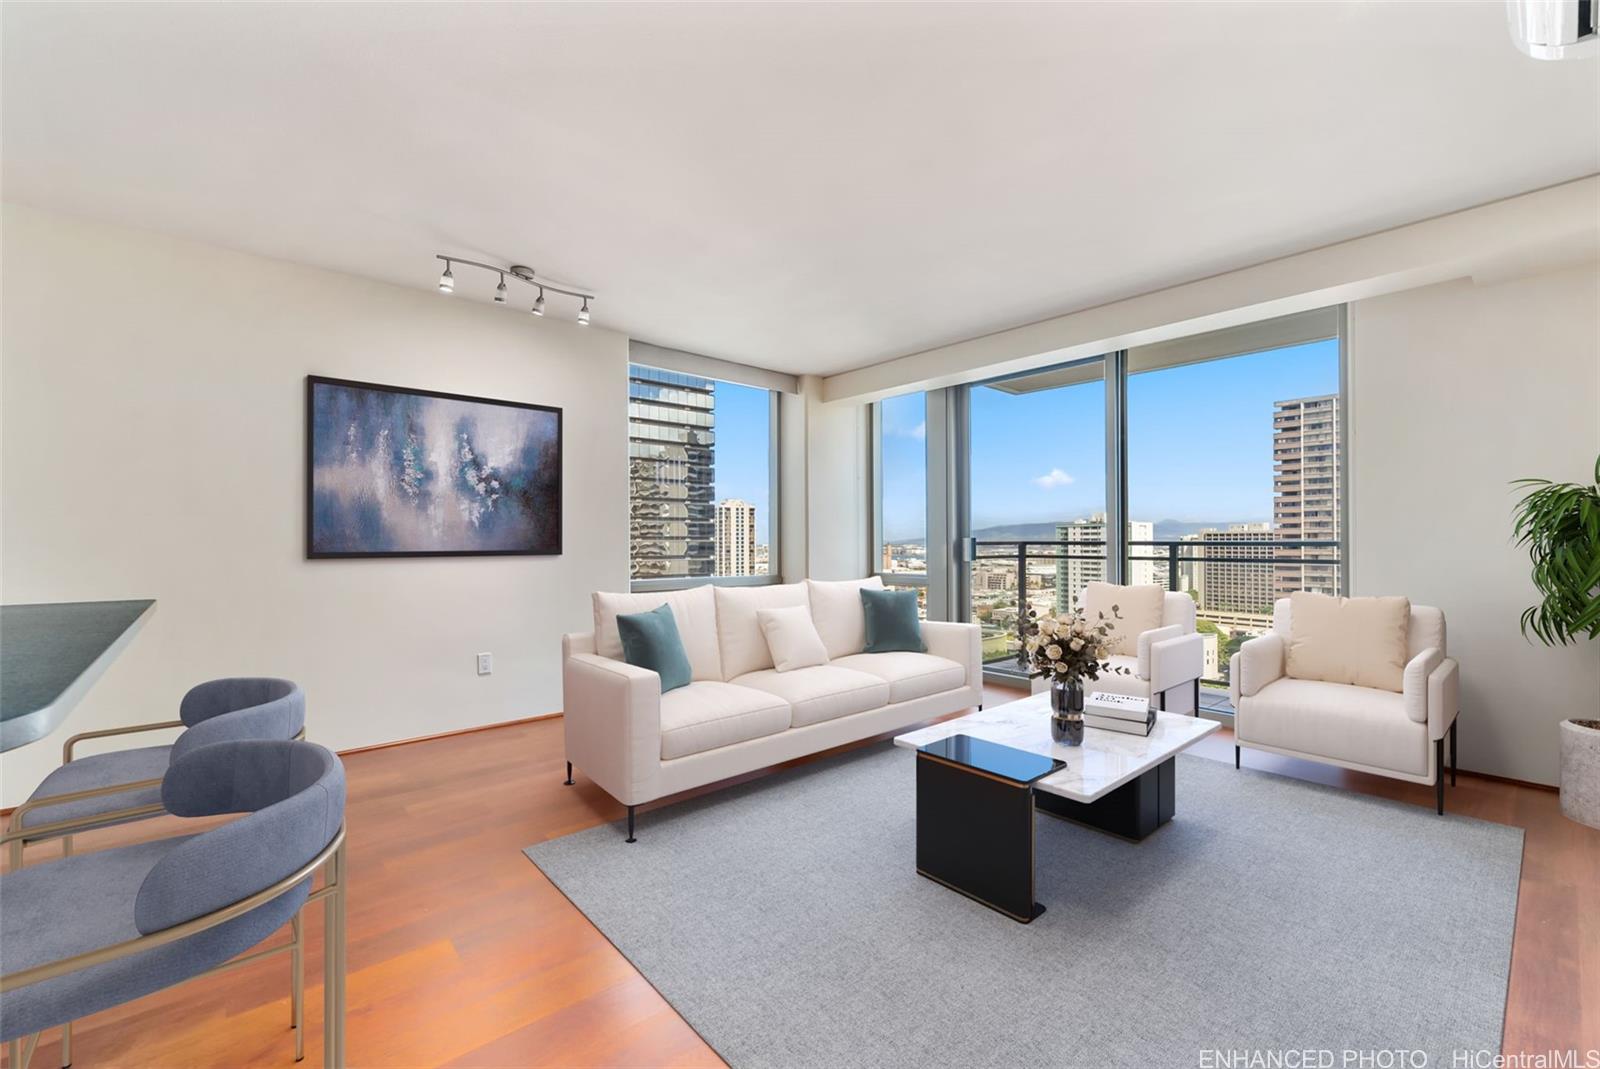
[3, 678, 305, 868]
[0, 738, 347, 1069]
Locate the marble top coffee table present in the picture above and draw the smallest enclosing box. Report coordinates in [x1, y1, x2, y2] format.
[896, 692, 1219, 840]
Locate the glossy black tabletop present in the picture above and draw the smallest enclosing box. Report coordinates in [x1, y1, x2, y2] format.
[917, 733, 1064, 785]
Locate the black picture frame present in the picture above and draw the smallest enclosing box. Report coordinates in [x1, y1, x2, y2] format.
[305, 375, 563, 559]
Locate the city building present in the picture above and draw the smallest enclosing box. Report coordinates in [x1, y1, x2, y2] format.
[1273, 394, 1342, 598]
[627, 366, 715, 579]
[1191, 523, 1276, 616]
[714, 498, 757, 576]
[1053, 514, 1160, 613]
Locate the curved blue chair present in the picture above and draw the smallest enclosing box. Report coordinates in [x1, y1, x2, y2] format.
[0, 739, 347, 1069]
[4, 678, 305, 868]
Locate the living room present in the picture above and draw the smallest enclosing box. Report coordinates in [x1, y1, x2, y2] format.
[1, 3, 1597, 1068]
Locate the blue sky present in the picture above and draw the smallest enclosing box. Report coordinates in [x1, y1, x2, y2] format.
[882, 339, 1340, 539]
[711, 380, 772, 543]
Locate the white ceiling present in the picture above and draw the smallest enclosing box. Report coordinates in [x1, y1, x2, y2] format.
[3, 2, 1597, 376]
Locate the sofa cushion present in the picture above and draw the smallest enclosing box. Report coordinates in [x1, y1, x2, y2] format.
[756, 605, 829, 673]
[831, 652, 965, 704]
[594, 586, 723, 681]
[1238, 677, 1426, 776]
[732, 665, 891, 728]
[860, 588, 925, 653]
[713, 583, 811, 680]
[1081, 582, 1164, 657]
[659, 682, 791, 761]
[1286, 592, 1410, 693]
[616, 604, 693, 692]
[805, 576, 884, 659]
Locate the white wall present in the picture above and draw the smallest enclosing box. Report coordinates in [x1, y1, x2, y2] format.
[0, 204, 629, 806]
[1348, 263, 1600, 786]
[798, 376, 872, 581]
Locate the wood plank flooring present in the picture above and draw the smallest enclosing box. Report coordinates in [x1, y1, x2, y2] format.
[4, 687, 1596, 1067]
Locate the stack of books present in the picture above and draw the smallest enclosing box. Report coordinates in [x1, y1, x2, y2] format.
[1083, 692, 1156, 737]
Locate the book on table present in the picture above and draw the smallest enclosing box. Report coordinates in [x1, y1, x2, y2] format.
[1084, 708, 1156, 736]
[1085, 691, 1151, 722]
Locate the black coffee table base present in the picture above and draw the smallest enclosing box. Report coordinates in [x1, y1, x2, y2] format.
[1033, 757, 1176, 841]
[915, 751, 1044, 924]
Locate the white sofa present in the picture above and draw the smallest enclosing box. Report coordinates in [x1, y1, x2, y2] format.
[1231, 596, 1460, 814]
[562, 577, 983, 839]
[1063, 585, 1207, 715]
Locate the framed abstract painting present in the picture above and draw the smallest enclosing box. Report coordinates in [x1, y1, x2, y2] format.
[306, 376, 562, 558]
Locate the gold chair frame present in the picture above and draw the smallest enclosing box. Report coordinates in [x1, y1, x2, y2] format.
[1, 828, 347, 1069]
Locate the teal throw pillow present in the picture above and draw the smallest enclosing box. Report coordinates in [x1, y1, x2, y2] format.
[860, 588, 926, 654]
[616, 603, 693, 692]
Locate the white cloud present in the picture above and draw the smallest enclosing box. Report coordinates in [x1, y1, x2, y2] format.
[1032, 468, 1076, 489]
[888, 420, 926, 441]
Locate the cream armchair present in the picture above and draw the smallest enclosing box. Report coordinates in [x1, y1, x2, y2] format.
[1231, 597, 1460, 814]
[1075, 588, 1207, 715]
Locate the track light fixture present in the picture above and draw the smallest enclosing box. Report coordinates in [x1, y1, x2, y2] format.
[433, 255, 594, 324]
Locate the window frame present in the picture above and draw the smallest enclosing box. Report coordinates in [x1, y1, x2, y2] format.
[628, 367, 782, 592]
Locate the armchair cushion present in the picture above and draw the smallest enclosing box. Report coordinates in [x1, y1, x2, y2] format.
[1236, 678, 1426, 776]
[616, 604, 693, 693]
[16, 746, 170, 833]
[1285, 592, 1410, 693]
[1081, 582, 1164, 657]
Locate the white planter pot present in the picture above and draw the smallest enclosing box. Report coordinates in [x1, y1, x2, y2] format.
[1559, 718, 1600, 829]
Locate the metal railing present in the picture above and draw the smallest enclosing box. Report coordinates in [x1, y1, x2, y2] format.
[967, 537, 1342, 688]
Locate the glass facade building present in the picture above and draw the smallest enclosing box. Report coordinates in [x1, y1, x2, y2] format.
[628, 365, 716, 579]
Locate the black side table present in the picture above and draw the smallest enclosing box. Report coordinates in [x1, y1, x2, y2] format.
[915, 734, 1064, 924]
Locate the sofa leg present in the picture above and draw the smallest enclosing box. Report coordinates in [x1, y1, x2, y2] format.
[1234, 745, 1240, 770]
[1193, 678, 1201, 717]
[564, 761, 574, 786]
[625, 805, 636, 844]
[1450, 721, 1457, 787]
[1435, 739, 1445, 815]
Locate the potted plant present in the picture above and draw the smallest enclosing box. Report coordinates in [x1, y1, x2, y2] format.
[1019, 605, 1128, 746]
[1511, 456, 1600, 828]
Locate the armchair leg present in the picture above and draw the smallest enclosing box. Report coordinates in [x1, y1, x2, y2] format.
[563, 761, 574, 786]
[1234, 745, 1240, 770]
[60, 1021, 70, 1068]
[1157, 689, 1167, 712]
[625, 805, 636, 844]
[1450, 721, 1457, 787]
[1193, 678, 1200, 717]
[1435, 738, 1445, 815]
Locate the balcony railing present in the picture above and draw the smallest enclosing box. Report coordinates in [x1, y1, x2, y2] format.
[967, 538, 1342, 699]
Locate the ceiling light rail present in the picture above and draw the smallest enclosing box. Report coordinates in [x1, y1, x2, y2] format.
[434, 255, 596, 325]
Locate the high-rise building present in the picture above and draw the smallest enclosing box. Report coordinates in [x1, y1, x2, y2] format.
[1052, 514, 1159, 613]
[628, 366, 715, 579]
[1192, 523, 1276, 616]
[1272, 394, 1341, 598]
[714, 498, 757, 576]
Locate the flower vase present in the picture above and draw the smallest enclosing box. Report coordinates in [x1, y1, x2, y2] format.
[1049, 678, 1085, 746]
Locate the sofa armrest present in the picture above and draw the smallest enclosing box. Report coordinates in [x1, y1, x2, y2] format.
[1402, 647, 1442, 725]
[1147, 632, 1204, 696]
[923, 620, 982, 691]
[1428, 656, 1459, 742]
[1137, 624, 1182, 680]
[1231, 633, 1285, 705]
[562, 652, 662, 806]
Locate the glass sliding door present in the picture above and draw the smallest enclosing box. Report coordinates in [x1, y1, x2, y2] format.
[1124, 310, 1343, 700]
[966, 357, 1107, 670]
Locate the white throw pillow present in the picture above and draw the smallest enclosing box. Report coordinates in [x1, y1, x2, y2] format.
[1080, 582, 1165, 657]
[756, 605, 830, 672]
[712, 583, 811, 679]
[804, 576, 885, 659]
[1286, 592, 1411, 693]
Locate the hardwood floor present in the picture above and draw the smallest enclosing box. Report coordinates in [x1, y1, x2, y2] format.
[4, 687, 1596, 1067]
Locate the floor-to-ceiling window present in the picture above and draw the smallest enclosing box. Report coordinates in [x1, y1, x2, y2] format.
[873, 391, 929, 616]
[965, 357, 1107, 667]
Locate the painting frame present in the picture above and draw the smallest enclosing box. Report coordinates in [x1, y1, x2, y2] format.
[305, 374, 563, 559]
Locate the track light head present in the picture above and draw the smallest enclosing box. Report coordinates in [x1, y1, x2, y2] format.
[577, 298, 591, 326]
[438, 262, 455, 294]
[532, 288, 546, 317]
[494, 274, 508, 304]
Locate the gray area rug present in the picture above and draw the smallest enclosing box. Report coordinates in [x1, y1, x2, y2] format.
[526, 744, 1523, 1068]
